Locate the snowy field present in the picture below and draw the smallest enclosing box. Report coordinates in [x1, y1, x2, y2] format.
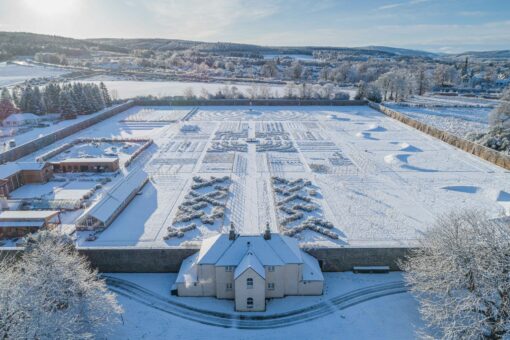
[386, 104, 491, 137]
[400, 94, 499, 108]
[106, 272, 424, 339]
[57, 105, 510, 248]
[0, 61, 68, 87]
[0, 104, 130, 152]
[82, 80, 286, 99]
[9, 180, 97, 200]
[48, 140, 143, 165]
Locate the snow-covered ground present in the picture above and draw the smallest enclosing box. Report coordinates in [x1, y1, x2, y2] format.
[9, 180, 97, 200]
[386, 104, 491, 137]
[59, 105, 510, 249]
[48, 140, 143, 165]
[0, 61, 68, 87]
[106, 272, 425, 339]
[81, 80, 286, 99]
[399, 94, 499, 108]
[0, 104, 128, 152]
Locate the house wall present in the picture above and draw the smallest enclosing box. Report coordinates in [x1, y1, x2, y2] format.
[283, 264, 300, 295]
[21, 166, 53, 184]
[298, 280, 323, 295]
[215, 266, 234, 299]
[198, 264, 216, 296]
[264, 265, 285, 298]
[177, 282, 203, 297]
[56, 160, 119, 173]
[235, 268, 265, 312]
[0, 226, 39, 239]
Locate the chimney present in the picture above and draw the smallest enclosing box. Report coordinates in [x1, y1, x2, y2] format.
[263, 221, 271, 240]
[229, 222, 236, 240]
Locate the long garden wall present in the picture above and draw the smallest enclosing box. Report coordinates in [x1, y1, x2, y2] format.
[134, 99, 367, 106]
[0, 246, 411, 272]
[369, 102, 510, 171]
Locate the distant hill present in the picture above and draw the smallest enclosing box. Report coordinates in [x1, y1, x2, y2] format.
[0, 32, 128, 60]
[1, 31, 509, 62]
[361, 46, 439, 58]
[455, 50, 510, 59]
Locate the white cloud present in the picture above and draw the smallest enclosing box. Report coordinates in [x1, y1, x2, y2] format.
[144, 0, 279, 40]
[378, 0, 429, 11]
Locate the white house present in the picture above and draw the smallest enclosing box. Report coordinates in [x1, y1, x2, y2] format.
[174, 225, 324, 312]
[2, 113, 42, 127]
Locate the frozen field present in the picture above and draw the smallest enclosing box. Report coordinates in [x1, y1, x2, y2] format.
[0, 61, 68, 87]
[106, 272, 424, 339]
[67, 105, 510, 248]
[83, 80, 285, 99]
[387, 104, 492, 138]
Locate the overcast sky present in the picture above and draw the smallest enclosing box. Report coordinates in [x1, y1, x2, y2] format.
[0, 0, 509, 53]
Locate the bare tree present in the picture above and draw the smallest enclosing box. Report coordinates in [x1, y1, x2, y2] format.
[0, 231, 122, 339]
[489, 87, 510, 130]
[401, 210, 510, 339]
[183, 87, 195, 100]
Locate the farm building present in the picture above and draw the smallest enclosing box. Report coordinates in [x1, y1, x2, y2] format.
[0, 210, 60, 239]
[0, 162, 53, 197]
[76, 169, 148, 230]
[174, 227, 324, 312]
[2, 113, 42, 127]
[51, 157, 120, 173]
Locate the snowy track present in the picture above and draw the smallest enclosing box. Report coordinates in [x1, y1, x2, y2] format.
[105, 276, 408, 329]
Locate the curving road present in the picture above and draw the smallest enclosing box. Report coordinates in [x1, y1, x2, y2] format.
[106, 276, 408, 329]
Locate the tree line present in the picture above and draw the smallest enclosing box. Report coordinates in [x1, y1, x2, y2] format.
[0, 82, 112, 121]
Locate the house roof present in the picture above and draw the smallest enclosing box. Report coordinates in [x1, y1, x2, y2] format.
[0, 162, 46, 179]
[0, 220, 45, 228]
[57, 157, 119, 164]
[197, 234, 231, 265]
[4, 113, 40, 122]
[266, 233, 303, 264]
[197, 233, 305, 267]
[216, 235, 284, 267]
[301, 251, 324, 282]
[0, 210, 59, 221]
[78, 169, 148, 225]
[234, 252, 265, 280]
[175, 252, 199, 284]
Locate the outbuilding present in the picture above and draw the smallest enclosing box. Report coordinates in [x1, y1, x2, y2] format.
[0, 210, 61, 239]
[2, 113, 42, 127]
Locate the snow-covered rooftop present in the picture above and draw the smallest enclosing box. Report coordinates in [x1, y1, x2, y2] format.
[0, 162, 46, 179]
[3, 113, 41, 122]
[78, 169, 148, 225]
[234, 251, 265, 279]
[0, 210, 59, 221]
[57, 157, 119, 164]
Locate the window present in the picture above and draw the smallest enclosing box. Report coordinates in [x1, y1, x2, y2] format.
[226, 283, 232, 291]
[247, 278, 253, 289]
[247, 297, 254, 309]
[268, 266, 275, 272]
[268, 283, 275, 290]
[225, 266, 234, 272]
